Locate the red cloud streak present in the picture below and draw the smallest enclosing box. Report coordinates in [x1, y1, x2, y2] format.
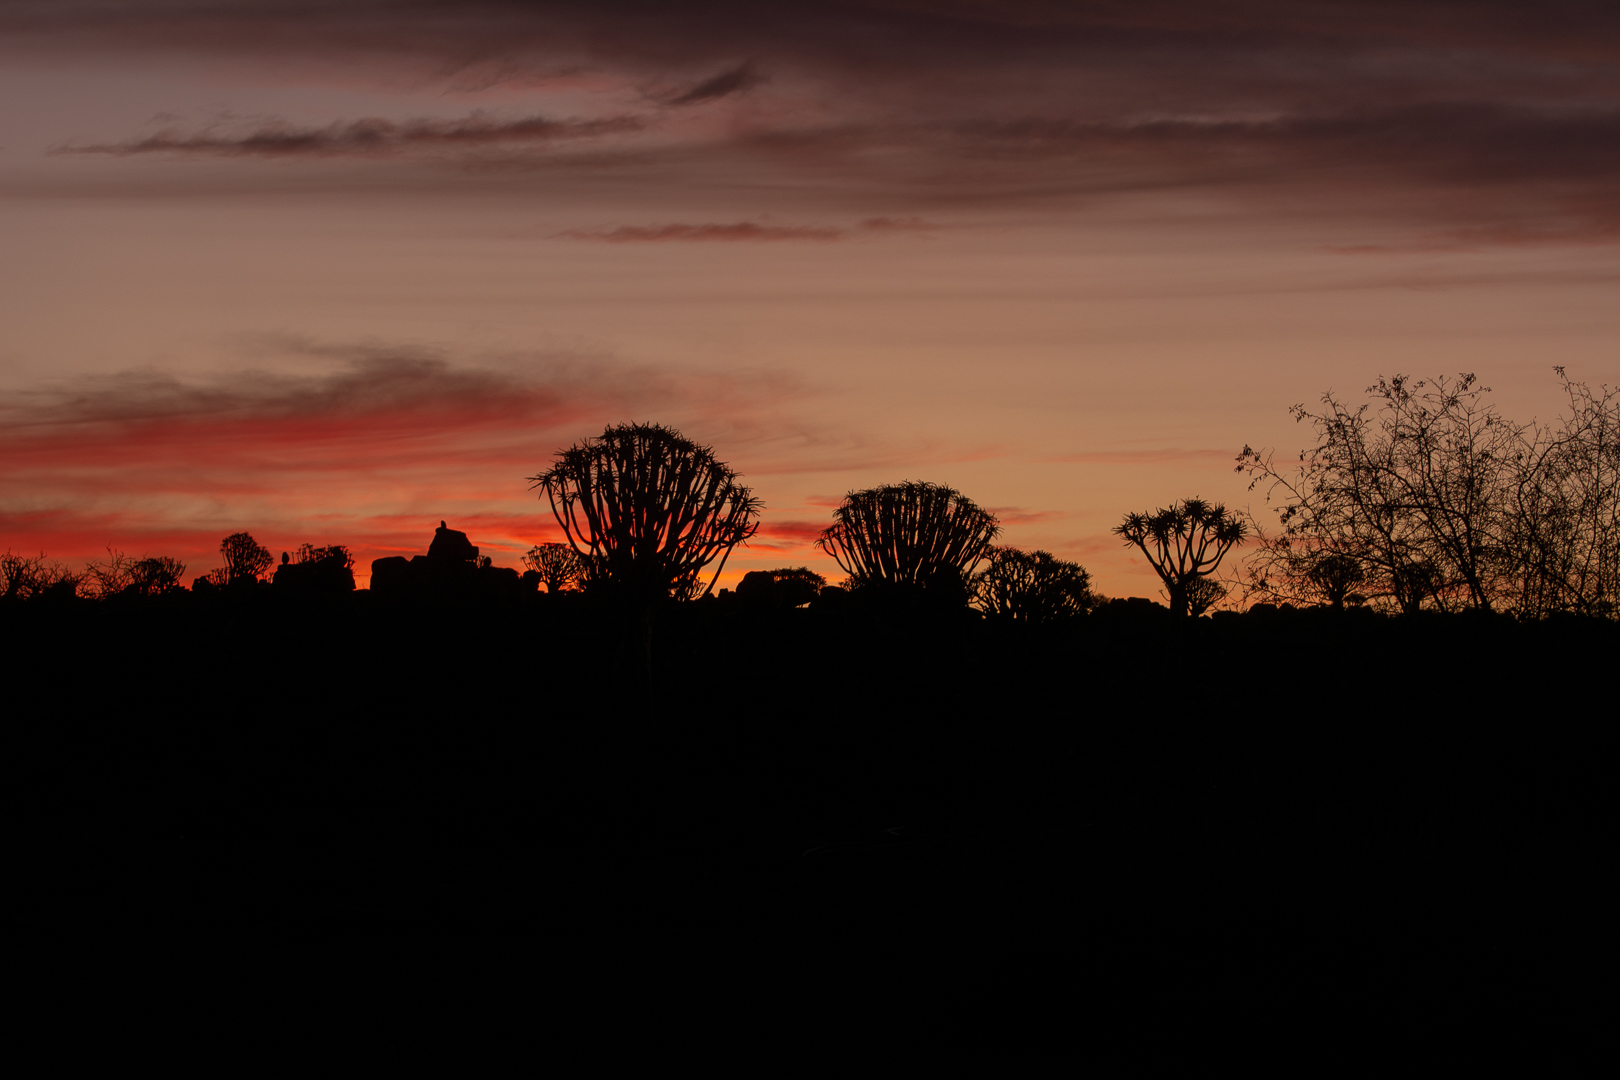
[0, 352, 808, 582]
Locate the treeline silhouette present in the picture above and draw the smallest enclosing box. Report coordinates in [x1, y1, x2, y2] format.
[9, 370, 1614, 999]
[6, 371, 1612, 621]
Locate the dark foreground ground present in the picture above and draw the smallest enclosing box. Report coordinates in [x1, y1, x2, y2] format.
[11, 593, 1612, 1009]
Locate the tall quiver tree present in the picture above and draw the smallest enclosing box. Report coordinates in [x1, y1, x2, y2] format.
[815, 481, 1000, 600]
[1114, 498, 1246, 616]
[529, 423, 762, 675]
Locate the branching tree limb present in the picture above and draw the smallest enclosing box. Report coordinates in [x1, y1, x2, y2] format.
[1238, 370, 1617, 617]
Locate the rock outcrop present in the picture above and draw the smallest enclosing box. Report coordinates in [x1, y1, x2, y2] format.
[368, 522, 522, 599]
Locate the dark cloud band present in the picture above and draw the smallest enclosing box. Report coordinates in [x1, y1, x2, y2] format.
[53, 113, 645, 158]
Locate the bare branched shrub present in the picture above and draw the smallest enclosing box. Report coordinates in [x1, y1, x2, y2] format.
[1505, 370, 1619, 618]
[1114, 498, 1246, 616]
[0, 550, 82, 601]
[85, 549, 185, 599]
[815, 481, 999, 591]
[529, 423, 762, 602]
[523, 542, 585, 594]
[1239, 370, 1617, 617]
[971, 547, 1095, 623]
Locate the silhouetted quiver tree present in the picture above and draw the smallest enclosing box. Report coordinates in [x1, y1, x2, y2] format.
[1238, 369, 1618, 617]
[971, 547, 1095, 623]
[815, 481, 1000, 598]
[530, 423, 762, 604]
[523, 542, 585, 594]
[1114, 498, 1246, 617]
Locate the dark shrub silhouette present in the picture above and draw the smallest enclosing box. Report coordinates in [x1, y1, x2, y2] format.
[815, 481, 999, 600]
[528, 423, 762, 603]
[736, 566, 826, 608]
[273, 544, 355, 594]
[0, 550, 81, 601]
[523, 542, 585, 594]
[971, 547, 1095, 623]
[1114, 498, 1246, 617]
[1303, 552, 1365, 611]
[85, 550, 187, 599]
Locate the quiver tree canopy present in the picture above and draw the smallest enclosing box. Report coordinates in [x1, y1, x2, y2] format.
[971, 546, 1095, 622]
[815, 481, 1000, 588]
[523, 542, 585, 594]
[1114, 498, 1246, 616]
[529, 423, 762, 602]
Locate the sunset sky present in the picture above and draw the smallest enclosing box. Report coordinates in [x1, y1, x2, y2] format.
[2, 1, 1616, 594]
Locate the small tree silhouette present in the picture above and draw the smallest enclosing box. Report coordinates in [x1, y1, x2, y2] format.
[1185, 576, 1229, 616]
[1303, 552, 1365, 610]
[815, 481, 999, 594]
[971, 547, 1095, 623]
[0, 550, 81, 601]
[523, 542, 585, 594]
[1114, 498, 1246, 616]
[529, 423, 762, 603]
[86, 549, 186, 599]
[218, 532, 273, 586]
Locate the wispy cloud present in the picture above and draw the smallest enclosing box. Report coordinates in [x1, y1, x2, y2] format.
[553, 217, 940, 242]
[985, 507, 1067, 526]
[553, 221, 844, 242]
[52, 112, 645, 158]
[1038, 448, 1237, 466]
[25, 4, 1618, 244]
[665, 63, 766, 106]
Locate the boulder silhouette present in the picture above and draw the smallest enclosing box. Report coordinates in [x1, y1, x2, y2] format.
[427, 521, 479, 564]
[368, 522, 519, 599]
[369, 556, 412, 593]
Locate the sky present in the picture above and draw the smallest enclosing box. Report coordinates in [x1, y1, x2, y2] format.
[2, 0, 1616, 595]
